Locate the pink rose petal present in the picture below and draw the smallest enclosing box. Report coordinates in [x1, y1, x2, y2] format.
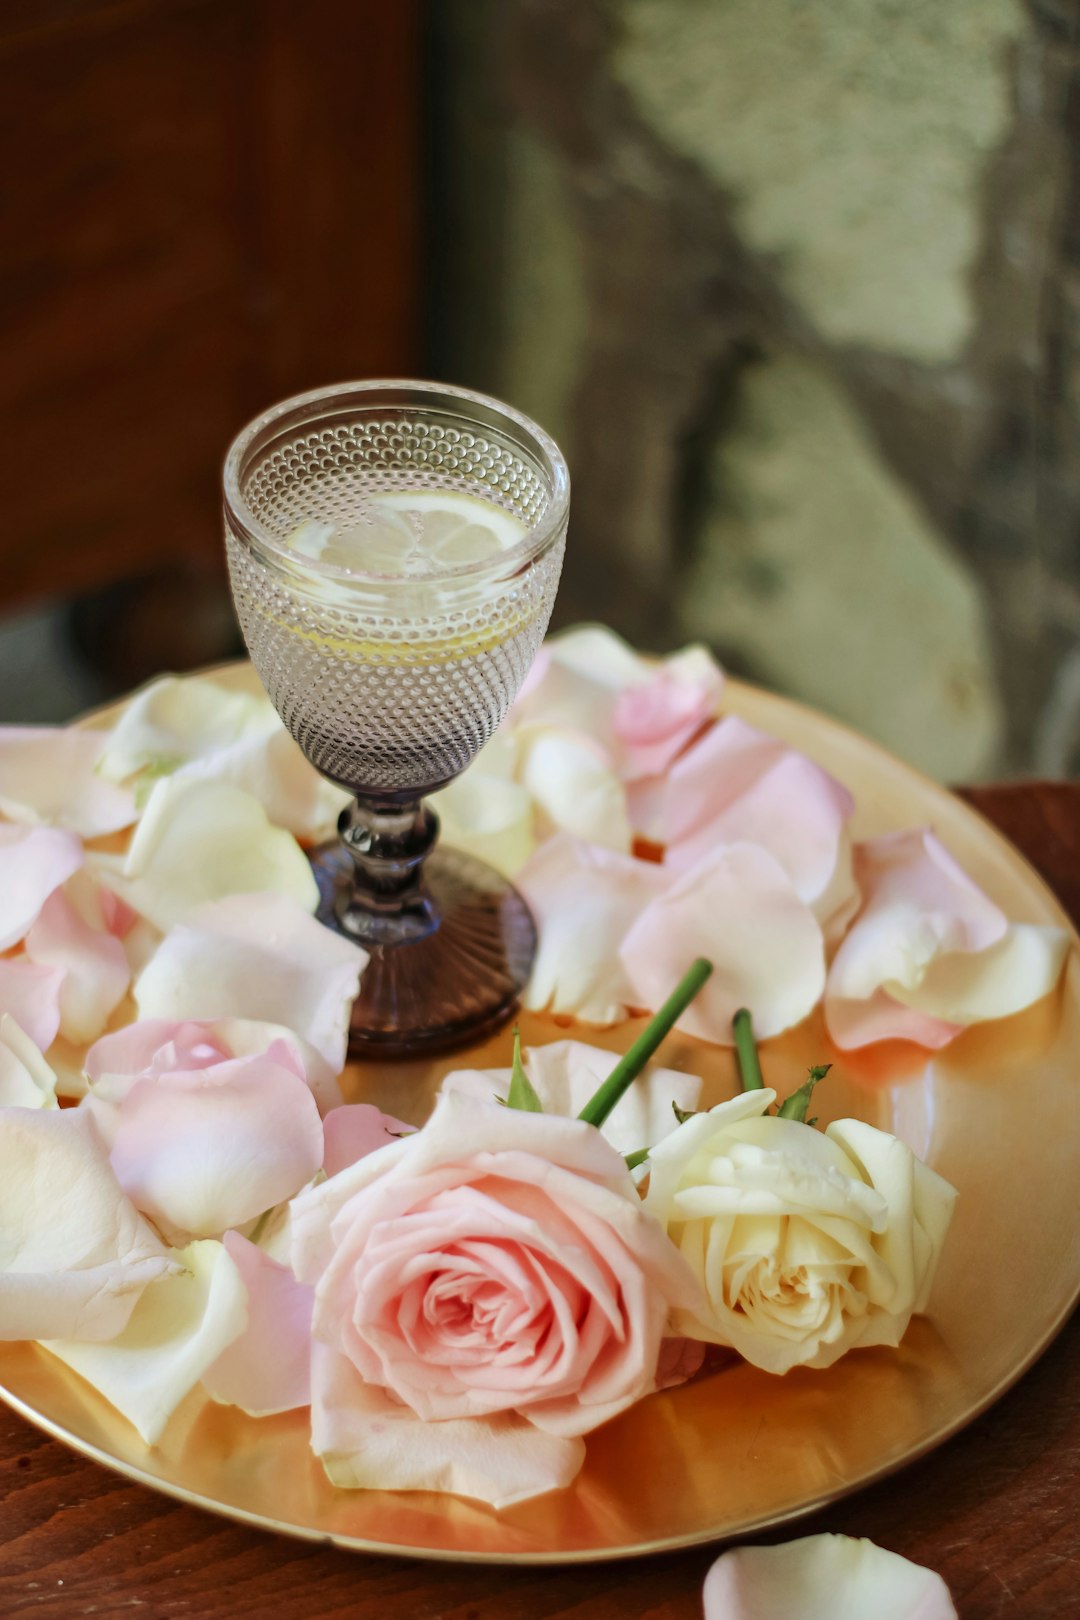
[0, 1106, 174, 1342]
[201, 1232, 314, 1415]
[0, 824, 83, 950]
[661, 717, 856, 927]
[702, 1534, 957, 1620]
[517, 835, 668, 1023]
[620, 843, 826, 1041]
[108, 1047, 324, 1241]
[0, 728, 137, 838]
[613, 650, 723, 781]
[25, 889, 130, 1045]
[0, 958, 65, 1052]
[323, 1104, 416, 1178]
[310, 1342, 586, 1507]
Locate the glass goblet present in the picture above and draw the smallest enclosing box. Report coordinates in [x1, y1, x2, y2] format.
[223, 380, 568, 1055]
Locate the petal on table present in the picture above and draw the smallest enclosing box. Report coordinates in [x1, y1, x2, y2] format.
[0, 824, 84, 950]
[613, 646, 724, 781]
[108, 1050, 325, 1241]
[323, 1104, 416, 1178]
[202, 1232, 313, 1415]
[0, 728, 137, 837]
[510, 625, 646, 747]
[517, 835, 668, 1024]
[0, 1014, 59, 1108]
[440, 1038, 702, 1157]
[430, 770, 535, 879]
[702, 1533, 957, 1620]
[661, 717, 856, 927]
[0, 1106, 174, 1342]
[105, 777, 319, 932]
[620, 843, 826, 1041]
[518, 728, 632, 852]
[133, 893, 366, 1089]
[0, 958, 65, 1052]
[825, 829, 1065, 1048]
[24, 889, 130, 1045]
[310, 1342, 585, 1507]
[176, 728, 349, 841]
[43, 1239, 247, 1445]
[98, 675, 280, 782]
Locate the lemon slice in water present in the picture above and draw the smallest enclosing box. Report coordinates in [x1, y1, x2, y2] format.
[286, 493, 526, 575]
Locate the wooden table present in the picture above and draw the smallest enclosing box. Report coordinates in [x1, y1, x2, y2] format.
[2, 783, 1078, 1618]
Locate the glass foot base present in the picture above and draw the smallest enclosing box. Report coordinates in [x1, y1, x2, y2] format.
[311, 842, 538, 1057]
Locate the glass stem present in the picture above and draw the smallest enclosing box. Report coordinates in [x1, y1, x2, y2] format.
[334, 796, 441, 946]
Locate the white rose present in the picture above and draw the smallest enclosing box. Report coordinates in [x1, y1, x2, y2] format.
[642, 1089, 956, 1374]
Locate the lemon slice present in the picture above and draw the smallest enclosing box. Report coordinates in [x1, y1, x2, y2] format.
[375, 491, 526, 565]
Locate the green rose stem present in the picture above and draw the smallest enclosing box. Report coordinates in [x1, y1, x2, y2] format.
[732, 1006, 765, 1091]
[578, 957, 714, 1130]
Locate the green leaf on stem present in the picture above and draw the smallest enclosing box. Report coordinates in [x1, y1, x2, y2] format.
[505, 1027, 544, 1113]
[578, 958, 714, 1129]
[777, 1064, 832, 1122]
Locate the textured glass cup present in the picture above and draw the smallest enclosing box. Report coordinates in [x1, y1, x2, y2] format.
[224, 381, 568, 1053]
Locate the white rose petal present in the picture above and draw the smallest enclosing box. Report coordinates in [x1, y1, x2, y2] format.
[430, 770, 535, 878]
[0, 1015, 59, 1109]
[703, 1534, 957, 1620]
[99, 676, 280, 782]
[100, 776, 319, 932]
[518, 728, 632, 852]
[0, 728, 137, 838]
[43, 1239, 247, 1445]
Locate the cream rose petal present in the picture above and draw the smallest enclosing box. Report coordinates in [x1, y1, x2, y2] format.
[101, 776, 319, 932]
[133, 893, 367, 1086]
[0, 1107, 174, 1342]
[516, 835, 667, 1023]
[0, 1015, 59, 1108]
[662, 717, 857, 929]
[43, 1239, 247, 1445]
[0, 729, 137, 837]
[310, 1342, 585, 1507]
[24, 890, 130, 1045]
[429, 770, 535, 878]
[0, 824, 84, 950]
[703, 1535, 957, 1620]
[110, 1053, 323, 1241]
[439, 1038, 702, 1158]
[518, 727, 632, 852]
[98, 676, 280, 782]
[0, 959, 65, 1052]
[176, 729, 349, 841]
[620, 844, 826, 1041]
[202, 1232, 313, 1416]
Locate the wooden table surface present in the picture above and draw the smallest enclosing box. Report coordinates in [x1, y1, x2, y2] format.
[2, 782, 1079, 1619]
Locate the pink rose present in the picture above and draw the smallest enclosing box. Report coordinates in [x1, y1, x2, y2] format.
[292, 1091, 701, 1439]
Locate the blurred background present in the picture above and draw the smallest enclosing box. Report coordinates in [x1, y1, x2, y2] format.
[2, 0, 1078, 782]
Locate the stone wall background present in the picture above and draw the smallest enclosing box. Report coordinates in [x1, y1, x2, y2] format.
[429, 0, 1080, 781]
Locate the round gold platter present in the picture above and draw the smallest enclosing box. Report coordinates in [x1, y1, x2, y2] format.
[1, 668, 1078, 1564]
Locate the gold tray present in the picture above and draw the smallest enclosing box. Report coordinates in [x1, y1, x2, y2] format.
[2, 671, 1078, 1564]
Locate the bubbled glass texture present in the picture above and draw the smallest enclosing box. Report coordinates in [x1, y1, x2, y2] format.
[226, 415, 566, 795]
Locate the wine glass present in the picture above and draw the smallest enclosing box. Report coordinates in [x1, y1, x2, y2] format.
[223, 380, 568, 1054]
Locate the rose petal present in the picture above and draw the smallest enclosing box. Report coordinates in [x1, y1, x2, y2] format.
[176, 728, 349, 841]
[0, 824, 83, 950]
[0, 1014, 58, 1108]
[662, 717, 857, 929]
[430, 770, 535, 878]
[0, 959, 65, 1052]
[201, 1232, 313, 1415]
[100, 776, 319, 932]
[133, 893, 366, 1089]
[702, 1534, 957, 1620]
[24, 890, 130, 1045]
[654, 1335, 707, 1391]
[107, 1050, 324, 1241]
[826, 830, 1067, 1049]
[310, 1342, 585, 1507]
[0, 1107, 174, 1342]
[517, 835, 667, 1023]
[323, 1104, 416, 1178]
[518, 728, 632, 852]
[613, 647, 724, 780]
[0, 729, 137, 837]
[43, 1239, 247, 1445]
[621, 844, 826, 1041]
[510, 625, 646, 746]
[440, 1038, 702, 1157]
[98, 676, 280, 782]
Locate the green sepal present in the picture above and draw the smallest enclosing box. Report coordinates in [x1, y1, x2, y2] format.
[505, 1027, 544, 1113]
[776, 1064, 832, 1122]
